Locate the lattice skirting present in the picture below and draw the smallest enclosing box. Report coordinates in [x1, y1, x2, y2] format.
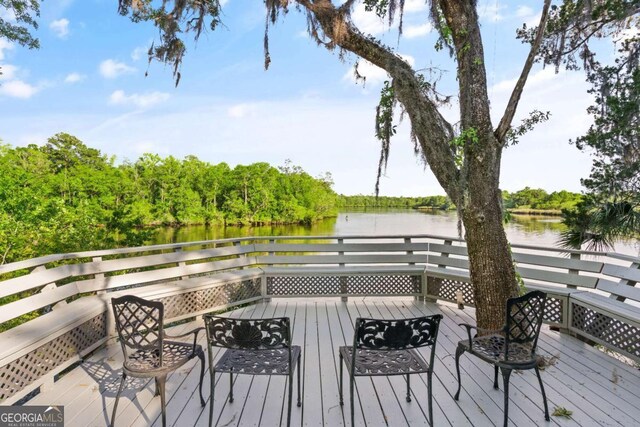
[571, 303, 640, 361]
[157, 278, 261, 319]
[426, 277, 565, 326]
[266, 275, 422, 296]
[0, 313, 107, 402]
[427, 277, 475, 305]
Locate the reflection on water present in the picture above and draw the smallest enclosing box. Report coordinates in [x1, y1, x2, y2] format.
[152, 208, 638, 256]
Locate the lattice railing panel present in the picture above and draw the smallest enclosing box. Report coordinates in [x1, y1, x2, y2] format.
[571, 303, 640, 360]
[158, 278, 261, 319]
[542, 296, 563, 325]
[431, 278, 475, 305]
[0, 313, 106, 401]
[266, 275, 422, 296]
[267, 276, 340, 296]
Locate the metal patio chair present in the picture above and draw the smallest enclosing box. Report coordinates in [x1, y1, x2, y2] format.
[110, 295, 205, 427]
[203, 315, 301, 427]
[454, 290, 550, 427]
[339, 314, 443, 426]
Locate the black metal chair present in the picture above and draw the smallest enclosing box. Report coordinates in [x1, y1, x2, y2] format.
[203, 315, 301, 427]
[110, 295, 205, 427]
[454, 290, 550, 427]
[339, 315, 443, 426]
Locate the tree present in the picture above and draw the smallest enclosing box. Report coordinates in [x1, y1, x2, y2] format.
[0, 0, 40, 77]
[114, 0, 559, 329]
[547, 2, 640, 249]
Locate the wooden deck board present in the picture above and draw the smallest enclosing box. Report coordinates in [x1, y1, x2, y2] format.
[22, 298, 640, 427]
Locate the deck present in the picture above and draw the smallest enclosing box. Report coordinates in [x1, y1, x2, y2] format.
[27, 298, 640, 426]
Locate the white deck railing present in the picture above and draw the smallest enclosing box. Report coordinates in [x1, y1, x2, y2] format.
[0, 234, 638, 404]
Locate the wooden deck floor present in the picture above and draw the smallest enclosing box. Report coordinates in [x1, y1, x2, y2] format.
[28, 298, 640, 426]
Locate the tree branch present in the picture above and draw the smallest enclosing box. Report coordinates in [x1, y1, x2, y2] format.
[303, 1, 460, 199]
[494, 0, 551, 144]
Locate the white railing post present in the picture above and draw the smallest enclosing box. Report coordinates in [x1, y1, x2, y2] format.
[339, 238, 347, 302]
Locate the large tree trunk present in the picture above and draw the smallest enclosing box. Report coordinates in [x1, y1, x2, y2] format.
[302, 0, 539, 329]
[462, 132, 518, 330]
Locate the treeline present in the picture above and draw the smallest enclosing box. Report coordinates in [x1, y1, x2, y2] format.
[0, 133, 336, 264]
[336, 195, 454, 210]
[502, 188, 583, 211]
[338, 188, 583, 212]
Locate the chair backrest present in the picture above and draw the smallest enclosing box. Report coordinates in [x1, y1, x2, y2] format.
[505, 290, 547, 357]
[353, 315, 443, 351]
[111, 295, 164, 361]
[203, 315, 292, 350]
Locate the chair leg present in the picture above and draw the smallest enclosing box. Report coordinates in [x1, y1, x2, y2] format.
[500, 367, 512, 427]
[154, 377, 160, 396]
[197, 349, 205, 406]
[535, 366, 550, 421]
[287, 371, 293, 427]
[209, 368, 215, 427]
[350, 373, 356, 427]
[406, 374, 411, 402]
[157, 375, 167, 427]
[229, 371, 234, 403]
[454, 345, 465, 400]
[494, 365, 499, 390]
[111, 372, 127, 427]
[427, 371, 434, 427]
[339, 352, 344, 406]
[297, 353, 302, 407]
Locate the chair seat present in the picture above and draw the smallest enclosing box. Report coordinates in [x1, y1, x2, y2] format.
[215, 345, 301, 375]
[339, 346, 430, 376]
[124, 341, 201, 376]
[458, 334, 538, 366]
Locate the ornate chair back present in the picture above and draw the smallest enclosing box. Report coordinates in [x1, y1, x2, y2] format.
[203, 316, 292, 351]
[111, 295, 164, 364]
[353, 315, 442, 367]
[504, 290, 547, 360]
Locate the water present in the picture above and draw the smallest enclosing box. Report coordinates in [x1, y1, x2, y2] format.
[152, 209, 639, 256]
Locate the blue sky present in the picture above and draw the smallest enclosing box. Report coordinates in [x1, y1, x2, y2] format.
[0, 0, 600, 196]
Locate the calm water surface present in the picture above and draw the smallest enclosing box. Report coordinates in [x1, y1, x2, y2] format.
[153, 209, 639, 256]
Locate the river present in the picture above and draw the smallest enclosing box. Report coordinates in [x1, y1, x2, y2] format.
[152, 209, 638, 256]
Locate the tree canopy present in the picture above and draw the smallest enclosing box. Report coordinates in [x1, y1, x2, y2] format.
[0, 135, 337, 264]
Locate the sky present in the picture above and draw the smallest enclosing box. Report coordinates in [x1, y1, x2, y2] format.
[0, 0, 604, 197]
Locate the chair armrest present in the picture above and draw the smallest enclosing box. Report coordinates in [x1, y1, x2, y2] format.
[458, 323, 503, 346]
[164, 327, 204, 353]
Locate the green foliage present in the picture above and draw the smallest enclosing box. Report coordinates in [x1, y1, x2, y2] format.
[505, 110, 551, 147]
[375, 80, 397, 196]
[0, 0, 40, 49]
[502, 187, 583, 211]
[552, 406, 573, 419]
[450, 127, 479, 168]
[337, 195, 455, 210]
[0, 136, 337, 264]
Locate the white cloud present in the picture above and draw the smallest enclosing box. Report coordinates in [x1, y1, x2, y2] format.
[0, 80, 39, 98]
[64, 72, 86, 83]
[404, 0, 428, 13]
[0, 39, 14, 60]
[228, 103, 257, 118]
[478, 1, 506, 23]
[404, 23, 432, 39]
[343, 54, 415, 87]
[516, 6, 534, 18]
[50, 18, 70, 39]
[99, 59, 136, 79]
[351, 4, 387, 35]
[131, 45, 147, 61]
[0, 64, 17, 81]
[109, 90, 170, 108]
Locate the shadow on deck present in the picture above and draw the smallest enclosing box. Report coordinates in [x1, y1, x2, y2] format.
[27, 298, 640, 427]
